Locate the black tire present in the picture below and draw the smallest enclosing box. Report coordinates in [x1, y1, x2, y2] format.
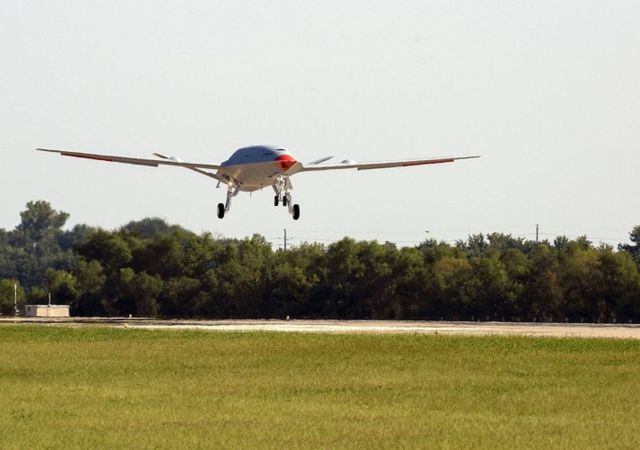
[217, 203, 225, 219]
[292, 204, 300, 220]
[283, 196, 288, 207]
[274, 195, 279, 207]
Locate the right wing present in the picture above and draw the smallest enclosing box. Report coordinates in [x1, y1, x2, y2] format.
[299, 155, 480, 172]
[36, 148, 222, 170]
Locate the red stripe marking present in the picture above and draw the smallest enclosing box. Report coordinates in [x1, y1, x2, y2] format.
[275, 154, 297, 171]
[62, 152, 114, 163]
[402, 158, 454, 167]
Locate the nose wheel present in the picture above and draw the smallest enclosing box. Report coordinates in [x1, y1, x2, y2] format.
[217, 186, 239, 219]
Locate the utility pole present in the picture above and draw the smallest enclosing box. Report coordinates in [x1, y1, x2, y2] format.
[14, 281, 18, 316]
[283, 228, 287, 251]
[536, 224, 539, 243]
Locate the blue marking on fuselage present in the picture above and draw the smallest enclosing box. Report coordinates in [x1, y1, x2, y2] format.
[222, 145, 287, 167]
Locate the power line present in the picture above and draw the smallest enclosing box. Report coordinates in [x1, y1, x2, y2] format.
[220, 223, 636, 249]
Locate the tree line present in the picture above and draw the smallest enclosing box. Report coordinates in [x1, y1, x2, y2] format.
[1, 201, 639, 322]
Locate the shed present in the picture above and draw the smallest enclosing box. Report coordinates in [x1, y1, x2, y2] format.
[24, 305, 70, 318]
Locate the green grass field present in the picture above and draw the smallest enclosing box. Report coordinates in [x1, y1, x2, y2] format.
[1, 326, 639, 449]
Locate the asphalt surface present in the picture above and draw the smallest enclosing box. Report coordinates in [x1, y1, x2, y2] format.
[2, 317, 640, 339]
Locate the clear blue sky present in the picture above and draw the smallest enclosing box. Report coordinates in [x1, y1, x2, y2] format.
[2, 0, 638, 247]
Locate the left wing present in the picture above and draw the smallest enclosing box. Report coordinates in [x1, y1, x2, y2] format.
[299, 155, 480, 172]
[36, 148, 222, 170]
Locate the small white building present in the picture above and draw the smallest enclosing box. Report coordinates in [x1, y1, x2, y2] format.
[24, 305, 70, 318]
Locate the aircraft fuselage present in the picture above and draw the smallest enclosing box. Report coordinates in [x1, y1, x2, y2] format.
[217, 145, 299, 192]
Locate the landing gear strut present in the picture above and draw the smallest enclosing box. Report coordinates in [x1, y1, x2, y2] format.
[217, 185, 239, 219]
[273, 175, 300, 220]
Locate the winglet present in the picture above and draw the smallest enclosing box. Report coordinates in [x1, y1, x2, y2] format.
[153, 152, 183, 163]
[308, 156, 334, 165]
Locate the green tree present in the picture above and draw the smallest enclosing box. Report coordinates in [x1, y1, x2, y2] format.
[123, 218, 189, 239]
[388, 247, 427, 319]
[73, 260, 107, 316]
[524, 244, 563, 321]
[457, 234, 488, 258]
[26, 287, 49, 305]
[559, 244, 601, 322]
[1, 201, 75, 288]
[76, 231, 133, 272]
[430, 256, 472, 320]
[323, 238, 367, 318]
[462, 257, 514, 320]
[160, 276, 201, 317]
[103, 268, 162, 317]
[488, 233, 539, 255]
[108, 268, 136, 315]
[45, 269, 78, 305]
[203, 236, 273, 318]
[58, 224, 97, 251]
[268, 243, 325, 318]
[355, 241, 397, 319]
[619, 226, 640, 264]
[553, 235, 570, 251]
[499, 249, 530, 319]
[130, 272, 163, 317]
[596, 248, 640, 322]
[268, 263, 313, 318]
[132, 234, 183, 278]
[15, 201, 69, 256]
[0, 245, 25, 282]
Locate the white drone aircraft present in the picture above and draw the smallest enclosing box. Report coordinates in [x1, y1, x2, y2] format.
[37, 146, 480, 220]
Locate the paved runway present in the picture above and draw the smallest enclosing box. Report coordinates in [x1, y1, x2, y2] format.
[3, 317, 640, 339]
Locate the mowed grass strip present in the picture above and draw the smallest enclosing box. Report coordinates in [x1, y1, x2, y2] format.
[0, 326, 639, 449]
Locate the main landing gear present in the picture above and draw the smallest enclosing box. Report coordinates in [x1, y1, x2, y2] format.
[273, 176, 300, 220]
[216, 177, 301, 220]
[217, 186, 239, 219]
[273, 193, 300, 220]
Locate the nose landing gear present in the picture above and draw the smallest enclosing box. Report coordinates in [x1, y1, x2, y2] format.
[217, 185, 239, 219]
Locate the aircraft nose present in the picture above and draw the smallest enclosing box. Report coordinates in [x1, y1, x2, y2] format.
[275, 154, 297, 171]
